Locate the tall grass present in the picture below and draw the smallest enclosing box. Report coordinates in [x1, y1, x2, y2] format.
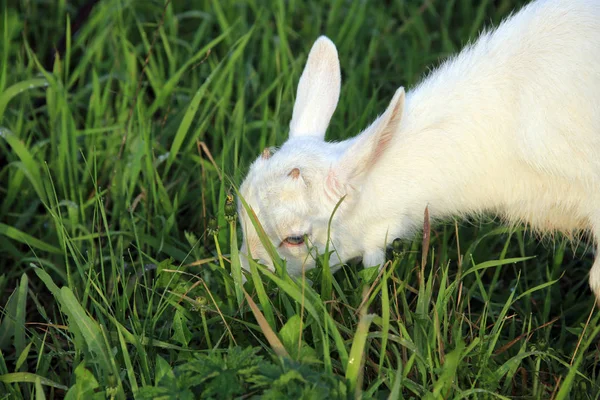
[1, 0, 599, 398]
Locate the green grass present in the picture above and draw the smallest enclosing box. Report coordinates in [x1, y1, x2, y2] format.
[1, 0, 600, 398]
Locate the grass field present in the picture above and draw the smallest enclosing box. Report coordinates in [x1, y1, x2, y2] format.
[2, 0, 600, 398]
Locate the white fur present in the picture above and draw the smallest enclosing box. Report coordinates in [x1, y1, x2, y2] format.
[238, 0, 600, 300]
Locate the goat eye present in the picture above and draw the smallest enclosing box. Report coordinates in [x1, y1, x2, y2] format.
[283, 235, 305, 246]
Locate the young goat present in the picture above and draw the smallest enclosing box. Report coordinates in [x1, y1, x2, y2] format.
[238, 0, 600, 301]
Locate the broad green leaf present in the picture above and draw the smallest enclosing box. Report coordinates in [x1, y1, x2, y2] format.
[64, 364, 104, 400]
[279, 314, 302, 353]
[171, 310, 192, 347]
[430, 340, 465, 399]
[154, 355, 175, 386]
[58, 288, 114, 381]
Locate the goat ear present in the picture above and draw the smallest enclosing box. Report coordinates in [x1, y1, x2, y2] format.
[289, 36, 341, 140]
[326, 87, 405, 198]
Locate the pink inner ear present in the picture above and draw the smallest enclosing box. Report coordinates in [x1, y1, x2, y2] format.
[373, 129, 393, 160]
[372, 90, 404, 161]
[373, 111, 400, 160]
[324, 169, 344, 203]
[329, 87, 405, 191]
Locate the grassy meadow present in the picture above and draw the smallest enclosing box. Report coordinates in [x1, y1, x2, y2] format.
[2, 0, 600, 398]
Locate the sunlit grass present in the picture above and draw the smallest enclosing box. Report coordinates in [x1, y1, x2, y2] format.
[1, 0, 599, 398]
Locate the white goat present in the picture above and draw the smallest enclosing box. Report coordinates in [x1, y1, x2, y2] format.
[238, 0, 600, 300]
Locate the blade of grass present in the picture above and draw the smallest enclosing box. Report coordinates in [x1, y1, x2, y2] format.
[0, 372, 68, 391]
[243, 289, 289, 358]
[13, 274, 28, 367]
[321, 196, 346, 305]
[0, 78, 48, 120]
[346, 294, 375, 397]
